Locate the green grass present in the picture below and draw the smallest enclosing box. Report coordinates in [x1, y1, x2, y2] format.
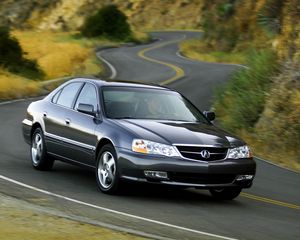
[213, 49, 279, 132]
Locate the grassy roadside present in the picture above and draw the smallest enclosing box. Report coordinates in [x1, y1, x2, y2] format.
[0, 193, 149, 240]
[179, 38, 246, 65]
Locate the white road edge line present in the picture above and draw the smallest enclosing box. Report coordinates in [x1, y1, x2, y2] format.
[254, 156, 300, 174]
[96, 51, 117, 79]
[0, 96, 43, 106]
[0, 174, 238, 240]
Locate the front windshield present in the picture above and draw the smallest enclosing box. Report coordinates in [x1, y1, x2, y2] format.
[102, 87, 209, 123]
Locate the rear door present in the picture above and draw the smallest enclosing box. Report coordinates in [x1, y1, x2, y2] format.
[44, 81, 83, 159]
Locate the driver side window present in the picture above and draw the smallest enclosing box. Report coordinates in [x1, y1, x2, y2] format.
[75, 83, 98, 111]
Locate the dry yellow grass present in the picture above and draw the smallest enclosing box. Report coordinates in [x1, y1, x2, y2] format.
[0, 31, 112, 100]
[0, 194, 149, 240]
[238, 130, 300, 172]
[0, 69, 40, 100]
[12, 31, 104, 79]
[1, 30, 149, 100]
[133, 30, 151, 43]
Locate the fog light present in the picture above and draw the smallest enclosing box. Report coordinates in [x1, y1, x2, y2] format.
[144, 171, 168, 179]
[236, 175, 254, 181]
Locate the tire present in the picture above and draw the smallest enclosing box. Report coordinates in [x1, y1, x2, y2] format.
[96, 144, 121, 194]
[209, 187, 242, 200]
[31, 128, 54, 170]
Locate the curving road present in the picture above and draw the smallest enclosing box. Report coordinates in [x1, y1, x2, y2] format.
[0, 31, 299, 240]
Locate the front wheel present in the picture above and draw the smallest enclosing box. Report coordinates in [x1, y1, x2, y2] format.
[96, 144, 121, 194]
[31, 128, 54, 170]
[209, 187, 242, 200]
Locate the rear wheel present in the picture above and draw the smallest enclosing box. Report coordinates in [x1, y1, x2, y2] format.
[31, 128, 54, 170]
[96, 144, 121, 194]
[209, 187, 242, 200]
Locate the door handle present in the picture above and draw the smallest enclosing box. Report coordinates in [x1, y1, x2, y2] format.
[65, 118, 71, 125]
[43, 112, 47, 117]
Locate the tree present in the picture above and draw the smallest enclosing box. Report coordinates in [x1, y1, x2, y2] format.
[81, 5, 132, 40]
[0, 26, 44, 79]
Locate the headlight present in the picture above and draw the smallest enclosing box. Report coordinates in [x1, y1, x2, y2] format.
[227, 145, 252, 159]
[132, 139, 180, 157]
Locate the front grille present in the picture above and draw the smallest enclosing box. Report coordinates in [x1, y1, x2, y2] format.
[176, 145, 228, 161]
[169, 172, 236, 184]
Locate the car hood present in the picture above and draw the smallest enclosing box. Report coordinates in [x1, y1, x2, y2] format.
[116, 119, 244, 147]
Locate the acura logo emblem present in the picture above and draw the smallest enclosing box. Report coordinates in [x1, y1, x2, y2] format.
[200, 150, 210, 159]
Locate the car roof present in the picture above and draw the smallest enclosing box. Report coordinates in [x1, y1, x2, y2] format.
[71, 77, 170, 90]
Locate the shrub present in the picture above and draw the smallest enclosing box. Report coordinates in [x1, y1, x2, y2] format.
[0, 27, 23, 67]
[217, 2, 235, 19]
[81, 5, 132, 41]
[0, 26, 44, 79]
[213, 49, 279, 132]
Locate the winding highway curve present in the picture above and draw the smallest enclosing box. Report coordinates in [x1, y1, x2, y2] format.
[0, 31, 299, 240]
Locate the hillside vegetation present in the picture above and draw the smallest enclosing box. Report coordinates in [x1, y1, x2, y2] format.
[183, 0, 299, 170]
[0, 0, 205, 31]
[0, 3, 146, 100]
[0, 30, 110, 100]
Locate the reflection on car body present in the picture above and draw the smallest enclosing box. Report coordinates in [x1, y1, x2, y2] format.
[22, 78, 256, 199]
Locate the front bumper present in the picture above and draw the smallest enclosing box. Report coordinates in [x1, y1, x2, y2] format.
[22, 118, 32, 145]
[117, 148, 256, 189]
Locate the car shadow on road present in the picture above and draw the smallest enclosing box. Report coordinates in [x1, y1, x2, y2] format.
[119, 181, 245, 207]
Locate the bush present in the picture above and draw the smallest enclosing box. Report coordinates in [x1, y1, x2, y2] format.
[0, 27, 23, 67]
[213, 49, 279, 132]
[81, 5, 132, 41]
[0, 27, 44, 79]
[217, 2, 235, 19]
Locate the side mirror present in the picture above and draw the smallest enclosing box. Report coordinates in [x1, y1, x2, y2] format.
[77, 103, 96, 117]
[203, 111, 215, 121]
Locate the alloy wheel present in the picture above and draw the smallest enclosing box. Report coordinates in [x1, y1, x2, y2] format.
[31, 132, 43, 166]
[98, 151, 116, 189]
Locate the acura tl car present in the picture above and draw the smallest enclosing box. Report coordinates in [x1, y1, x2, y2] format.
[22, 78, 256, 199]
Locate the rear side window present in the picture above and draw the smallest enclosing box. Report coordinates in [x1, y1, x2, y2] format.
[75, 83, 98, 111]
[56, 82, 82, 108]
[52, 89, 62, 104]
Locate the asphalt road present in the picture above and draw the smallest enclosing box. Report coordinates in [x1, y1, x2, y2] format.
[0, 31, 299, 240]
